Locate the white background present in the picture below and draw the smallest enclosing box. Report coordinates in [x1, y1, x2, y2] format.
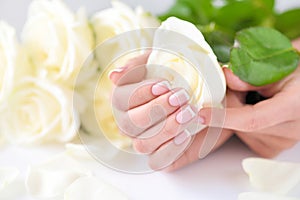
[1, 0, 300, 200]
[1, 0, 300, 31]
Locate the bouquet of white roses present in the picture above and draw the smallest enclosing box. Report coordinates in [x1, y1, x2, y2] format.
[0, 0, 159, 146]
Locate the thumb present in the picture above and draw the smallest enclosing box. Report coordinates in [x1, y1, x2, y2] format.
[109, 51, 151, 86]
[223, 67, 264, 92]
[199, 93, 293, 132]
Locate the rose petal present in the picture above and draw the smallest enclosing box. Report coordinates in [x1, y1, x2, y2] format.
[26, 153, 92, 199]
[0, 167, 19, 191]
[65, 143, 92, 160]
[91, 1, 159, 45]
[238, 192, 299, 200]
[242, 158, 300, 195]
[64, 176, 128, 200]
[146, 17, 226, 109]
[22, 0, 94, 86]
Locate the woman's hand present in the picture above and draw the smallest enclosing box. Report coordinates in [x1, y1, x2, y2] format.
[109, 53, 233, 171]
[200, 40, 300, 158]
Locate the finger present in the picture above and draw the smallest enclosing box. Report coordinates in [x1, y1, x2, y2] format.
[200, 92, 297, 132]
[112, 79, 171, 111]
[148, 130, 194, 171]
[109, 52, 151, 86]
[253, 120, 300, 140]
[132, 104, 198, 153]
[149, 128, 233, 172]
[223, 67, 279, 97]
[126, 89, 190, 135]
[236, 131, 298, 158]
[116, 89, 191, 137]
[223, 67, 270, 91]
[292, 37, 300, 51]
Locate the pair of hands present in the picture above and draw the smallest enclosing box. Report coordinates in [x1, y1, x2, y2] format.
[109, 39, 300, 171]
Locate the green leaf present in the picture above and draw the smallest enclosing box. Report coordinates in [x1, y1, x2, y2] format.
[229, 27, 299, 86]
[159, 0, 216, 25]
[275, 9, 300, 39]
[214, 0, 274, 32]
[198, 23, 234, 63]
[159, 1, 198, 24]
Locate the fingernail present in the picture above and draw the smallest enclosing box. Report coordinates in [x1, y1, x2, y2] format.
[169, 89, 190, 107]
[176, 105, 196, 124]
[174, 130, 190, 145]
[198, 109, 206, 124]
[151, 81, 171, 96]
[108, 66, 128, 79]
[198, 116, 205, 124]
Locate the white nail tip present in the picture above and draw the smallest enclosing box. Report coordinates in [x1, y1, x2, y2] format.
[185, 106, 196, 118]
[157, 80, 171, 89]
[113, 68, 126, 73]
[108, 67, 126, 78]
[183, 129, 192, 136]
[152, 81, 171, 95]
[176, 106, 196, 124]
[169, 90, 190, 106]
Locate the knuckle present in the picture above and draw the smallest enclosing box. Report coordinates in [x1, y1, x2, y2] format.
[129, 81, 153, 105]
[132, 139, 149, 154]
[116, 114, 139, 137]
[117, 116, 132, 135]
[131, 87, 147, 104]
[162, 123, 180, 137]
[111, 87, 129, 111]
[244, 106, 260, 132]
[111, 90, 122, 109]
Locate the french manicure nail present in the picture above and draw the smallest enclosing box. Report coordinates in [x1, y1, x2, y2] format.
[198, 116, 205, 124]
[176, 105, 196, 124]
[151, 81, 171, 96]
[169, 89, 190, 107]
[108, 66, 128, 79]
[174, 130, 190, 145]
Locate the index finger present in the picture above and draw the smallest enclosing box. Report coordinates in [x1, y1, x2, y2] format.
[200, 93, 297, 132]
[109, 51, 151, 86]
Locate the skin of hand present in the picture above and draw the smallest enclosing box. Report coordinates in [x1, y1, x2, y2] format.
[109, 52, 233, 172]
[200, 39, 300, 158]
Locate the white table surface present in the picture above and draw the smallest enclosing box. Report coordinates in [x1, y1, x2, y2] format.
[1, 0, 300, 199]
[0, 138, 300, 200]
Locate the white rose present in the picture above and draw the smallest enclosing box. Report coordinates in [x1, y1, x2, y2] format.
[0, 21, 32, 144]
[80, 2, 159, 148]
[0, 21, 31, 104]
[0, 78, 80, 144]
[21, 0, 94, 86]
[0, 21, 18, 104]
[147, 17, 226, 108]
[91, 1, 160, 45]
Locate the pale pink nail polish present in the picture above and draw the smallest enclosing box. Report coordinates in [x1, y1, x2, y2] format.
[151, 81, 171, 96]
[198, 116, 205, 124]
[176, 106, 196, 124]
[108, 66, 128, 79]
[174, 130, 190, 145]
[169, 89, 190, 107]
